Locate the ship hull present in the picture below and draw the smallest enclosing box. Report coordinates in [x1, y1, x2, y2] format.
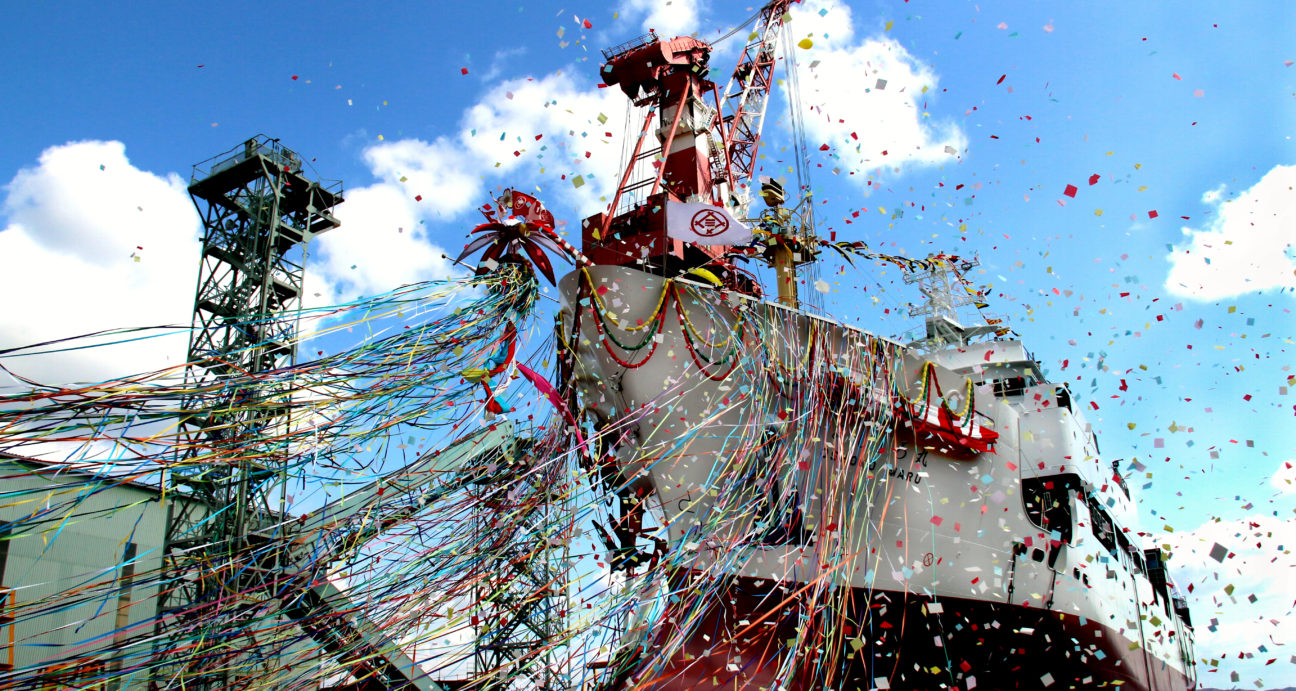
[637, 573, 1190, 691]
[559, 265, 1194, 690]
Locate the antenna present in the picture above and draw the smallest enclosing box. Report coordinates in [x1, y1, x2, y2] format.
[901, 255, 999, 347]
[903, 256, 980, 321]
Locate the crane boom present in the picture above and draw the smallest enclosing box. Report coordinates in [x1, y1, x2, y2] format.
[716, 0, 798, 218]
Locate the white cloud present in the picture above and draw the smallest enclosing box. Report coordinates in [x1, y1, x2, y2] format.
[0, 140, 199, 384]
[317, 71, 631, 301]
[1272, 460, 1296, 495]
[618, 0, 703, 37]
[362, 138, 481, 218]
[1162, 515, 1296, 685]
[313, 182, 459, 300]
[455, 72, 630, 211]
[1165, 164, 1296, 300]
[785, 0, 966, 181]
[310, 136, 478, 300]
[480, 46, 528, 83]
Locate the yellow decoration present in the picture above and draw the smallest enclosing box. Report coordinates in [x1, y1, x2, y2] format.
[686, 267, 723, 285]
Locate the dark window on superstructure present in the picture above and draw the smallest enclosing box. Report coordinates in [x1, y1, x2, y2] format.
[1055, 385, 1072, 411]
[1088, 499, 1117, 557]
[1115, 529, 1137, 571]
[1144, 548, 1174, 617]
[1173, 594, 1193, 628]
[987, 376, 1027, 397]
[1023, 474, 1079, 544]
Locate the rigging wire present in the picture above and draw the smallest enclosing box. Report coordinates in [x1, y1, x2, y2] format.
[710, 8, 764, 47]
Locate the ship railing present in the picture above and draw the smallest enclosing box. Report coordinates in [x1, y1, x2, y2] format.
[602, 31, 659, 61]
[191, 134, 344, 198]
[672, 275, 904, 349]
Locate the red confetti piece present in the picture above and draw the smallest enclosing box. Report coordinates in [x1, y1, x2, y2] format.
[996, 74, 1006, 84]
[415, 195, 423, 202]
[291, 75, 298, 80]
[1088, 174, 1100, 185]
[1148, 210, 1158, 218]
[583, 18, 593, 29]
[461, 67, 469, 75]
[1063, 184, 1078, 198]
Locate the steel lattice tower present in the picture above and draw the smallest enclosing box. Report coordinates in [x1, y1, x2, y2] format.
[471, 440, 570, 691]
[153, 136, 342, 689]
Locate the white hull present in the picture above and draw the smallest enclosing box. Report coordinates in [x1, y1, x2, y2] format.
[559, 264, 1195, 689]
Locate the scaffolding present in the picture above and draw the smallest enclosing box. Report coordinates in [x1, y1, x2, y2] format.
[469, 440, 570, 690]
[153, 135, 342, 689]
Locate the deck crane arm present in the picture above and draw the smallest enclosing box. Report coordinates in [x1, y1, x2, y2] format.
[716, 0, 799, 217]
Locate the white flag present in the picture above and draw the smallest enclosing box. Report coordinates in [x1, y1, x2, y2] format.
[665, 202, 753, 246]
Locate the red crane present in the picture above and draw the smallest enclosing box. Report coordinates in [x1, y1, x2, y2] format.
[581, 1, 799, 276]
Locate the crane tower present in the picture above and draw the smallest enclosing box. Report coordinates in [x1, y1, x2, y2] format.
[153, 135, 342, 688]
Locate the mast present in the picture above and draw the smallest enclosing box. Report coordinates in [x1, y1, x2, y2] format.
[902, 255, 1001, 348]
[756, 178, 817, 308]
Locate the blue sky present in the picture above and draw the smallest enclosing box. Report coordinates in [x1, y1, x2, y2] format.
[1, 1, 1293, 686]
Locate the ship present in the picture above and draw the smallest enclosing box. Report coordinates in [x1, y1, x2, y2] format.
[461, 2, 1198, 688]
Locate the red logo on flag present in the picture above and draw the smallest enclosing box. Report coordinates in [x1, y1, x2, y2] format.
[690, 209, 729, 238]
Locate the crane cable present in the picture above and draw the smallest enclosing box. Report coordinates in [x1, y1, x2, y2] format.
[710, 8, 764, 47]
